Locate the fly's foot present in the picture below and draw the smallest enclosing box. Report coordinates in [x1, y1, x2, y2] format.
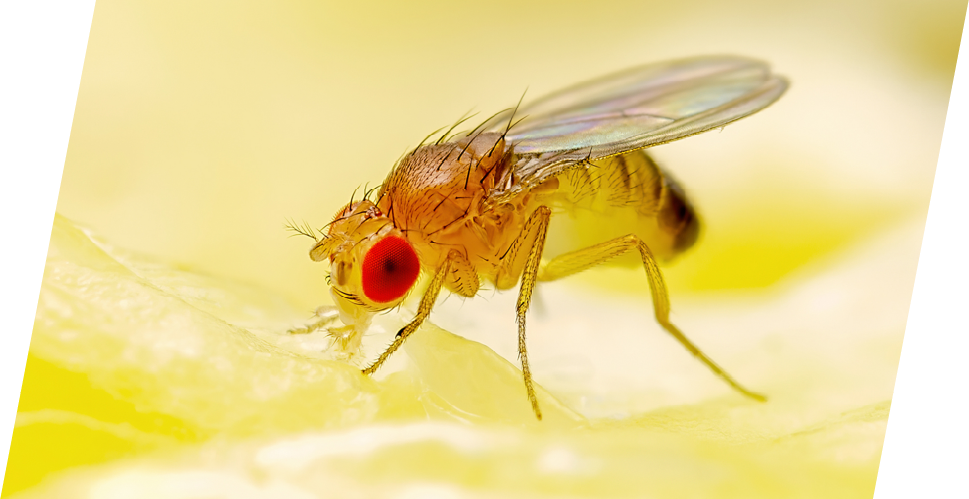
[286, 324, 319, 335]
[287, 306, 340, 335]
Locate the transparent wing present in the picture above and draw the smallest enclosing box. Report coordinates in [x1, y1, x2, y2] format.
[482, 55, 788, 200]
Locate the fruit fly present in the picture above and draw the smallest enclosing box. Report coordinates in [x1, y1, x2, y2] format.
[289, 55, 788, 420]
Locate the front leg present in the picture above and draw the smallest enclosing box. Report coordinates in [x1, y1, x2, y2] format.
[287, 306, 340, 335]
[288, 306, 367, 359]
[361, 251, 455, 376]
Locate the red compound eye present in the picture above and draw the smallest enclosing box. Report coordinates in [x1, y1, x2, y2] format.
[361, 236, 420, 303]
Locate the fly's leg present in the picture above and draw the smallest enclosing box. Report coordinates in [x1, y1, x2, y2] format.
[288, 307, 365, 359]
[287, 306, 340, 335]
[325, 324, 365, 356]
[539, 234, 766, 402]
[361, 252, 454, 376]
[498, 205, 553, 420]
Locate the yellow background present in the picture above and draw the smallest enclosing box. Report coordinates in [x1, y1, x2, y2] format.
[54, 0, 960, 307]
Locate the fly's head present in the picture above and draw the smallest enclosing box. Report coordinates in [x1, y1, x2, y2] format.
[310, 200, 421, 317]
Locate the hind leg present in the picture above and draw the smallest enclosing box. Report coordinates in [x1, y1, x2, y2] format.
[539, 234, 766, 402]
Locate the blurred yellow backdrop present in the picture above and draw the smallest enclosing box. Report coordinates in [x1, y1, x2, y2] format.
[54, 0, 960, 310]
[6, 0, 965, 496]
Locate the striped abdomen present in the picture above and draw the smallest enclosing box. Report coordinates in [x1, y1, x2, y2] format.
[535, 149, 700, 262]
